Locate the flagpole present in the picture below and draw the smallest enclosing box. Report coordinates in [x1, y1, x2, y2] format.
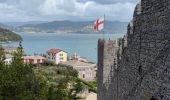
[103, 14, 105, 39]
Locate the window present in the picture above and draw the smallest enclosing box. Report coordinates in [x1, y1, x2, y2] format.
[29, 59, 34, 64]
[83, 74, 85, 78]
[25, 59, 28, 63]
[42, 59, 45, 63]
[52, 57, 55, 60]
[60, 54, 63, 56]
[37, 59, 40, 63]
[52, 54, 55, 58]
[29, 59, 32, 63]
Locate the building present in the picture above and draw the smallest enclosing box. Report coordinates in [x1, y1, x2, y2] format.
[2, 46, 17, 54]
[23, 55, 46, 65]
[47, 49, 67, 64]
[61, 60, 96, 81]
[5, 54, 13, 65]
[69, 53, 88, 63]
[2, 46, 25, 54]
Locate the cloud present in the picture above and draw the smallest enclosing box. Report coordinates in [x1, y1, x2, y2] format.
[39, 0, 76, 15]
[0, 3, 29, 21]
[77, 0, 138, 4]
[0, 0, 44, 22]
[0, 0, 20, 4]
[82, 2, 135, 21]
[38, 0, 136, 21]
[0, 0, 137, 22]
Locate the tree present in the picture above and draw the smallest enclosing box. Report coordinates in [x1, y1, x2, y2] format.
[0, 45, 6, 99]
[0, 42, 48, 100]
[0, 45, 5, 67]
[55, 68, 85, 100]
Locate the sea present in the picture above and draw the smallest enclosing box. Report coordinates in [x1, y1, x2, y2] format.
[0, 32, 124, 63]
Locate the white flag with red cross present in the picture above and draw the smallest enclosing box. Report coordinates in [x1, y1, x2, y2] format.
[94, 17, 104, 32]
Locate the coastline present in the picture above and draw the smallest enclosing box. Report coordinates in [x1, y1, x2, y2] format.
[0, 41, 18, 44]
[14, 31, 125, 35]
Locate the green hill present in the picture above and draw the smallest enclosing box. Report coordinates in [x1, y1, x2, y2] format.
[0, 28, 22, 42]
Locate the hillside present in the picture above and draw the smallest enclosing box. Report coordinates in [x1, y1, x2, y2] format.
[5, 21, 48, 27]
[17, 20, 128, 34]
[34, 66, 97, 99]
[0, 28, 22, 42]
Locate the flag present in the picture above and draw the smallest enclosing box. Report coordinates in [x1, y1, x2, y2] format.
[94, 17, 104, 32]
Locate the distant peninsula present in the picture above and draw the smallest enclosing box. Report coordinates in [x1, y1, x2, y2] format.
[15, 21, 128, 34]
[0, 28, 22, 42]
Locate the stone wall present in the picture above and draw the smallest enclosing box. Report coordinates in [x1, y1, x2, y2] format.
[97, 39, 118, 100]
[97, 0, 170, 100]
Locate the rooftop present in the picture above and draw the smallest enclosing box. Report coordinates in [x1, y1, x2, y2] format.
[2, 46, 17, 50]
[47, 49, 64, 54]
[61, 60, 96, 68]
[23, 55, 46, 60]
[5, 54, 13, 59]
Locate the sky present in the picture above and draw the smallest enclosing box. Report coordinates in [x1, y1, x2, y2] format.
[0, 0, 139, 22]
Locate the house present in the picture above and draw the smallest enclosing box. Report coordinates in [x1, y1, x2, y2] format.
[47, 49, 67, 64]
[2, 46, 17, 54]
[2, 46, 25, 54]
[69, 53, 88, 63]
[5, 54, 13, 65]
[23, 55, 46, 65]
[61, 60, 96, 81]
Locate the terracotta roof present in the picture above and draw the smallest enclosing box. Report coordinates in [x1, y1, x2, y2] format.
[61, 60, 96, 68]
[47, 49, 63, 54]
[23, 56, 46, 60]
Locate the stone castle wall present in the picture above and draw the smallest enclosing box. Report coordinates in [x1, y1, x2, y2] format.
[97, 0, 170, 100]
[97, 39, 118, 100]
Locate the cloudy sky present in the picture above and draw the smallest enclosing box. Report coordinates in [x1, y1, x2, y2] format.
[0, 0, 138, 22]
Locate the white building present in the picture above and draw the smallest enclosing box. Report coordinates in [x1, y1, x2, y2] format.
[2, 46, 17, 54]
[5, 54, 13, 65]
[47, 49, 67, 64]
[61, 60, 96, 81]
[23, 55, 46, 65]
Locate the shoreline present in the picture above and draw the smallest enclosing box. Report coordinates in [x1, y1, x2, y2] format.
[0, 41, 19, 44]
[14, 31, 125, 35]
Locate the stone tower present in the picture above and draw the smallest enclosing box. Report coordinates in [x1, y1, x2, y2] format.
[97, 39, 118, 100]
[97, 0, 170, 100]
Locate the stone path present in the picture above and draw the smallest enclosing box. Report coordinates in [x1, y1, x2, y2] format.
[85, 93, 97, 100]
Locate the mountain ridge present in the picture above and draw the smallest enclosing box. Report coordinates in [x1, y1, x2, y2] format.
[16, 20, 128, 34]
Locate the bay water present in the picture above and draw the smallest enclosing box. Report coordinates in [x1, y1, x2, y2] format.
[1, 32, 124, 63]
